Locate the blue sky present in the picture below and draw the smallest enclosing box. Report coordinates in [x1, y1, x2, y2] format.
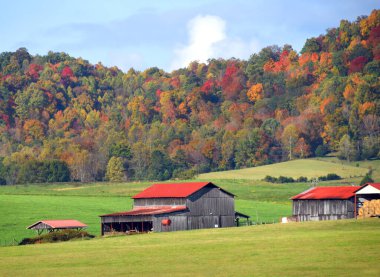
[1, 0, 378, 72]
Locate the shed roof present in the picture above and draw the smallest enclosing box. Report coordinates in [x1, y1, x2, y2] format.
[291, 186, 360, 200]
[100, 206, 187, 217]
[356, 183, 380, 194]
[363, 183, 380, 190]
[27, 220, 87, 230]
[132, 182, 234, 199]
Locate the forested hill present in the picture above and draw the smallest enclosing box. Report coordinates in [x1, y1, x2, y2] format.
[0, 10, 379, 184]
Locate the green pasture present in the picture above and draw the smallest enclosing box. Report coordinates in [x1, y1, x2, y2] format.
[0, 194, 132, 244]
[197, 158, 370, 180]
[0, 219, 379, 276]
[0, 157, 378, 245]
[0, 179, 301, 243]
[0, 193, 291, 244]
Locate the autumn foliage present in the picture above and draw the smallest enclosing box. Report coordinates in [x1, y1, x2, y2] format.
[0, 10, 379, 184]
[247, 83, 264, 102]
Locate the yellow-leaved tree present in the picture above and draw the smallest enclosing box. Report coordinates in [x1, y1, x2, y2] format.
[247, 83, 264, 102]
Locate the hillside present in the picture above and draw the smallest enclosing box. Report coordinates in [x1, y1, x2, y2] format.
[0, 219, 379, 276]
[0, 10, 379, 184]
[198, 158, 369, 180]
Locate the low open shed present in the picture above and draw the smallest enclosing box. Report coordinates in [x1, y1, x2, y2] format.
[27, 220, 87, 235]
[355, 183, 380, 202]
[355, 183, 380, 217]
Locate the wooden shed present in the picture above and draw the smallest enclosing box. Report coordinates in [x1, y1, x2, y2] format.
[100, 182, 246, 234]
[291, 186, 360, 221]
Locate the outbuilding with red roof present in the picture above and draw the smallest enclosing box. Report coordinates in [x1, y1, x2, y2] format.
[291, 186, 361, 221]
[27, 219, 87, 235]
[100, 182, 248, 234]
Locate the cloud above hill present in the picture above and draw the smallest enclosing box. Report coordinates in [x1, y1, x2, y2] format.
[170, 15, 260, 70]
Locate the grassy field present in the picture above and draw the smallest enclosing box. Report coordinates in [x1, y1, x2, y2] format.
[0, 219, 379, 276]
[0, 194, 133, 244]
[0, 157, 378, 244]
[0, 184, 294, 243]
[0, 178, 309, 243]
[197, 158, 370, 180]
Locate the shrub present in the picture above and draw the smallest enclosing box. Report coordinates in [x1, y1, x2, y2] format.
[263, 174, 339, 183]
[317, 173, 341, 181]
[19, 229, 94, 245]
[263, 175, 296, 183]
[297, 176, 308, 182]
[325, 173, 341, 180]
[277, 176, 295, 183]
[264, 175, 277, 183]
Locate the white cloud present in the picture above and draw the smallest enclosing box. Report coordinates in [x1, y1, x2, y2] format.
[170, 15, 261, 70]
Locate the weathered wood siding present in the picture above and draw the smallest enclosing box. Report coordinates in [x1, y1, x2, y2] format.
[134, 198, 186, 207]
[151, 185, 235, 232]
[152, 215, 235, 231]
[186, 186, 235, 216]
[292, 199, 355, 221]
[153, 214, 188, 232]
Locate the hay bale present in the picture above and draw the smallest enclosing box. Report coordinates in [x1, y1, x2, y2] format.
[358, 199, 380, 218]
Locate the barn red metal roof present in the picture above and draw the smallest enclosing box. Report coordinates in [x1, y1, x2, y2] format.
[100, 206, 187, 217]
[132, 182, 229, 199]
[27, 220, 87, 229]
[291, 186, 361, 200]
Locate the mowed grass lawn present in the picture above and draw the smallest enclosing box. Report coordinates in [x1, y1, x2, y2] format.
[198, 158, 369, 180]
[0, 219, 379, 276]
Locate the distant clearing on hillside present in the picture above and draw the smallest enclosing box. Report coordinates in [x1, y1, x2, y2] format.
[198, 159, 368, 180]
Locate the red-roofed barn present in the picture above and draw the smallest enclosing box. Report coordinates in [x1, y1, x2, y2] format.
[291, 186, 361, 221]
[100, 182, 247, 234]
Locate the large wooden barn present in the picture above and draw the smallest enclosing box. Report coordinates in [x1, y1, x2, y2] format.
[100, 182, 247, 234]
[291, 186, 360, 221]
